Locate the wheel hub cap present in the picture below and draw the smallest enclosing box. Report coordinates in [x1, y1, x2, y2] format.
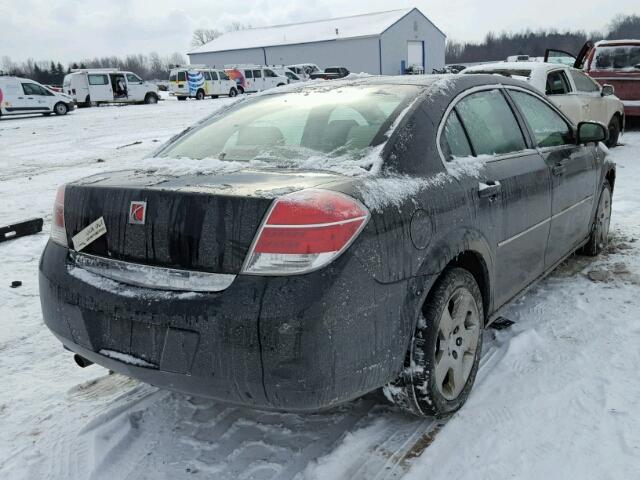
[434, 288, 480, 400]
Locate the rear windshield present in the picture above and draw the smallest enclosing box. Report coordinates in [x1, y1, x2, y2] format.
[593, 45, 640, 71]
[158, 85, 419, 168]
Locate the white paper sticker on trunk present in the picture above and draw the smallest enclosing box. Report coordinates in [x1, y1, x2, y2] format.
[72, 217, 107, 252]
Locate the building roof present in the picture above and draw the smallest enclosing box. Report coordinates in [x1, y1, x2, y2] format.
[189, 8, 442, 55]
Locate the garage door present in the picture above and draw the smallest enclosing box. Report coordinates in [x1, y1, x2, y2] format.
[407, 41, 424, 69]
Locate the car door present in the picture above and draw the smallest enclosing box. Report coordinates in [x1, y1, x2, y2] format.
[444, 87, 552, 307]
[253, 69, 264, 91]
[545, 69, 584, 124]
[125, 73, 145, 101]
[20, 82, 51, 112]
[567, 69, 609, 124]
[210, 70, 221, 95]
[243, 70, 254, 91]
[507, 88, 599, 268]
[87, 74, 113, 102]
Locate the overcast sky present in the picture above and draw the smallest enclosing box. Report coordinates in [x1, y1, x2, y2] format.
[1, 0, 638, 63]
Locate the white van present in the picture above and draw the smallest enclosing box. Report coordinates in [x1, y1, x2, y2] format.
[63, 69, 159, 107]
[224, 65, 289, 93]
[0, 76, 75, 118]
[169, 66, 238, 100]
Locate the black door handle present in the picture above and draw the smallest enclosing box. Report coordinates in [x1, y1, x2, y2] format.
[552, 164, 566, 176]
[478, 181, 502, 199]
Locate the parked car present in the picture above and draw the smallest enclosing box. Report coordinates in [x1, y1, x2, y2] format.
[40, 75, 614, 418]
[463, 61, 624, 146]
[310, 66, 350, 80]
[224, 65, 289, 93]
[272, 67, 302, 83]
[545, 40, 640, 119]
[0, 76, 75, 118]
[63, 69, 159, 107]
[286, 63, 320, 80]
[169, 67, 238, 100]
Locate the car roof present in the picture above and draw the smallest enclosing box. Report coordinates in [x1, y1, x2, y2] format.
[595, 39, 640, 46]
[256, 74, 541, 101]
[463, 61, 570, 73]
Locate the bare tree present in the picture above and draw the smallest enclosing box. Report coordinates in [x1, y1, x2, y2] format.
[191, 28, 223, 47]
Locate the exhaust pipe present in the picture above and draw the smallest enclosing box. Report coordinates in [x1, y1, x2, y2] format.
[74, 353, 94, 368]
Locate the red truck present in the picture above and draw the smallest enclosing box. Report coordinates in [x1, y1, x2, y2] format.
[546, 40, 640, 118]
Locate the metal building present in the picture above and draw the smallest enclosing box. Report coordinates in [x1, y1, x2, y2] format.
[188, 8, 446, 75]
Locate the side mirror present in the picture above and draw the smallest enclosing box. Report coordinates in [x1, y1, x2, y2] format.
[577, 121, 608, 145]
[601, 84, 615, 96]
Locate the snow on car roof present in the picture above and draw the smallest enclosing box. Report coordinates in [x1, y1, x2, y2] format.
[595, 39, 640, 46]
[463, 61, 570, 74]
[189, 8, 434, 54]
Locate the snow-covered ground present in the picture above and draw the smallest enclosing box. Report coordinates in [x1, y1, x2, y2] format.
[1, 100, 639, 480]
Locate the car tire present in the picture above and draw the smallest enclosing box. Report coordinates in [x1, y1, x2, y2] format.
[53, 102, 68, 116]
[277, 83, 285, 87]
[177, 96, 187, 101]
[229, 88, 238, 97]
[144, 93, 158, 104]
[238, 86, 244, 95]
[606, 116, 620, 148]
[385, 267, 483, 418]
[195, 90, 205, 100]
[582, 181, 612, 256]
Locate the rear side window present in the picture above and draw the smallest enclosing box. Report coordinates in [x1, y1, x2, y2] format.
[441, 111, 473, 160]
[210, 71, 218, 80]
[546, 71, 571, 95]
[509, 90, 573, 148]
[88, 74, 108, 86]
[569, 70, 600, 93]
[177, 71, 186, 82]
[455, 90, 526, 156]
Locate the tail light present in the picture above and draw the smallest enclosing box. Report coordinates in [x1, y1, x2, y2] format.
[242, 189, 369, 275]
[50, 185, 67, 247]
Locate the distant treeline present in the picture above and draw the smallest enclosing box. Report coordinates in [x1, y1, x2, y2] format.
[0, 52, 187, 85]
[447, 14, 640, 64]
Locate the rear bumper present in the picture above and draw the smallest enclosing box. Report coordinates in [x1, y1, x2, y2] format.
[39, 241, 423, 411]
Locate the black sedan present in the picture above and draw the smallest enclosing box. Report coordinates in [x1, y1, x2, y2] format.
[39, 75, 614, 418]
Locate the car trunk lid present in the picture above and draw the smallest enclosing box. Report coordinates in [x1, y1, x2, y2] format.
[63, 169, 345, 275]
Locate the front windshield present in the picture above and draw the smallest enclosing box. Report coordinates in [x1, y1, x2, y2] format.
[158, 85, 420, 168]
[593, 45, 640, 70]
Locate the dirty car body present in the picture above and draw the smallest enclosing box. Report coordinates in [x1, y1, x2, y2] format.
[39, 75, 615, 413]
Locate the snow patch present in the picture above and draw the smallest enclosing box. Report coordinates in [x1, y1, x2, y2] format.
[357, 173, 450, 211]
[99, 350, 157, 368]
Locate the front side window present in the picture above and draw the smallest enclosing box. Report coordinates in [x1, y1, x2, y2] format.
[264, 69, 277, 78]
[219, 71, 229, 80]
[126, 73, 142, 84]
[593, 45, 640, 70]
[570, 70, 600, 93]
[509, 90, 573, 148]
[158, 85, 419, 169]
[88, 74, 108, 86]
[210, 71, 218, 80]
[441, 111, 473, 160]
[455, 89, 526, 156]
[285, 72, 298, 80]
[546, 70, 571, 95]
[202, 71, 211, 81]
